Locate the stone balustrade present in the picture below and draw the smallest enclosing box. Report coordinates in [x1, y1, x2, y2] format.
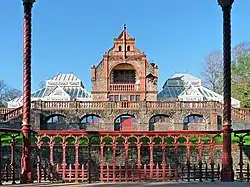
[0, 108, 13, 114]
[109, 83, 136, 92]
[1, 100, 250, 123]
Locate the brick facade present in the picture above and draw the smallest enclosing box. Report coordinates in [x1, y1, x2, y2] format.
[1, 100, 249, 131]
[91, 25, 158, 102]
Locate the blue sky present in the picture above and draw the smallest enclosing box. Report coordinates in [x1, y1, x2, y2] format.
[1, 0, 250, 92]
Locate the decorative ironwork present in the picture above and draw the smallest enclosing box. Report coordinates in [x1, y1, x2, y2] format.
[32, 130, 223, 183]
[234, 130, 250, 182]
[0, 130, 250, 184]
[0, 129, 21, 185]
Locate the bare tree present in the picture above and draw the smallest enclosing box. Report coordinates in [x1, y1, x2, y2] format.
[0, 80, 7, 93]
[0, 82, 5, 107]
[201, 50, 223, 93]
[232, 42, 250, 63]
[0, 80, 22, 107]
[201, 42, 250, 107]
[0, 80, 7, 107]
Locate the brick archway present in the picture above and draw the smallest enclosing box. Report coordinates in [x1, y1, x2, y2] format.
[183, 114, 206, 130]
[80, 114, 104, 130]
[109, 62, 139, 80]
[114, 114, 137, 131]
[43, 114, 67, 130]
[149, 114, 172, 131]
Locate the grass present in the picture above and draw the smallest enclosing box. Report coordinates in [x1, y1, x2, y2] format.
[213, 133, 250, 145]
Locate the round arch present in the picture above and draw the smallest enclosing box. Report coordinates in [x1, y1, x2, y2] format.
[80, 114, 104, 130]
[149, 114, 171, 131]
[114, 114, 137, 131]
[183, 114, 206, 130]
[44, 114, 67, 130]
[109, 63, 138, 84]
[109, 62, 138, 75]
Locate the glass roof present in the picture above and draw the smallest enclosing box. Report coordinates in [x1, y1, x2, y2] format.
[198, 87, 218, 99]
[15, 85, 91, 104]
[157, 86, 184, 100]
[43, 87, 56, 97]
[32, 88, 46, 98]
[63, 87, 90, 98]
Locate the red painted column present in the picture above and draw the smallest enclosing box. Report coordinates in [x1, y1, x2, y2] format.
[62, 143, 67, 180]
[124, 142, 129, 180]
[112, 143, 117, 182]
[161, 143, 166, 181]
[100, 144, 104, 182]
[36, 141, 42, 184]
[74, 142, 79, 183]
[20, 0, 35, 184]
[218, 0, 234, 182]
[137, 143, 141, 180]
[49, 140, 55, 165]
[149, 143, 154, 179]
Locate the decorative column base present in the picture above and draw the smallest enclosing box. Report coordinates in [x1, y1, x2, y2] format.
[221, 170, 234, 181]
[221, 123, 234, 182]
[20, 124, 33, 184]
[20, 172, 33, 184]
[221, 156, 234, 181]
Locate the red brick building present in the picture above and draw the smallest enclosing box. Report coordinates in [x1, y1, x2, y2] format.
[1, 26, 249, 132]
[91, 25, 158, 102]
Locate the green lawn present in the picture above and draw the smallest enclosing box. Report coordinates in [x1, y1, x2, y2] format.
[1, 133, 250, 145]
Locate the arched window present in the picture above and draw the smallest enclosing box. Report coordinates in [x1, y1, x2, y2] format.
[118, 45, 122, 51]
[114, 114, 136, 131]
[45, 114, 67, 130]
[80, 115, 103, 130]
[111, 63, 136, 84]
[127, 45, 130, 51]
[183, 114, 205, 130]
[149, 114, 170, 131]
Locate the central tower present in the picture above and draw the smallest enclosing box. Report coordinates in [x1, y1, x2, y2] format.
[91, 25, 158, 101]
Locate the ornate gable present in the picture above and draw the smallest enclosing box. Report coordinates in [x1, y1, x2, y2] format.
[91, 25, 158, 102]
[107, 24, 144, 58]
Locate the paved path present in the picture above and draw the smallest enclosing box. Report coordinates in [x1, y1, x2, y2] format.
[2, 182, 250, 187]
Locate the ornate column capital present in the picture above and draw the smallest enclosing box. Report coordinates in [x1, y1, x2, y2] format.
[23, 0, 35, 7]
[23, 0, 35, 3]
[218, 0, 234, 8]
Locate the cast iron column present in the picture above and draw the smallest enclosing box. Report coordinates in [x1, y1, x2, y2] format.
[20, 0, 35, 184]
[218, 0, 234, 182]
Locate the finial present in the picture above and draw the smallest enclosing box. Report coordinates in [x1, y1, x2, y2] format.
[123, 24, 126, 31]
